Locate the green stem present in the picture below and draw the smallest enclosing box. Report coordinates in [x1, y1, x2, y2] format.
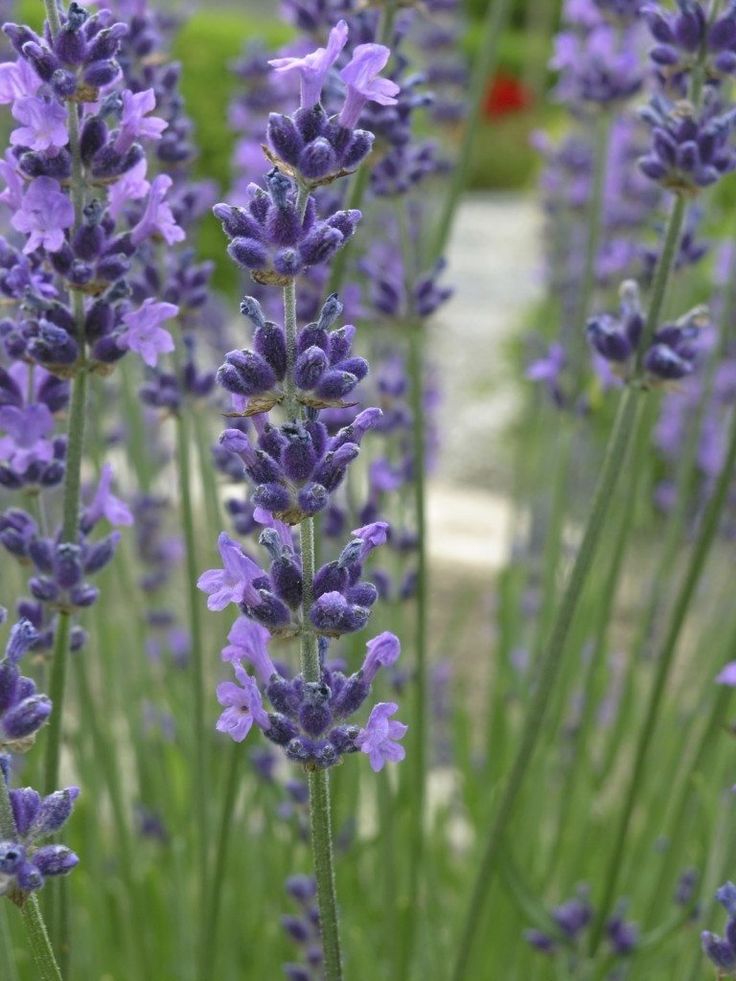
[200, 742, 241, 979]
[588, 402, 736, 953]
[175, 404, 208, 933]
[450, 384, 642, 981]
[433, 0, 514, 258]
[397, 323, 427, 978]
[282, 212, 343, 979]
[307, 768, 342, 981]
[0, 775, 62, 981]
[43, 613, 70, 796]
[637, 194, 687, 363]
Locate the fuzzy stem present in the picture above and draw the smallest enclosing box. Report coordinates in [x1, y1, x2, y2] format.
[587, 402, 736, 953]
[450, 384, 641, 981]
[0, 775, 62, 981]
[283, 185, 343, 980]
[433, 0, 514, 258]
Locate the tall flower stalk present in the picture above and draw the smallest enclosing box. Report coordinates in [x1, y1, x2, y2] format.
[200, 22, 411, 977]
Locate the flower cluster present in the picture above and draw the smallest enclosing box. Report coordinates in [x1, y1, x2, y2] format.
[0, 783, 78, 899]
[0, 363, 68, 489]
[199, 522, 386, 640]
[0, 618, 50, 751]
[586, 279, 708, 382]
[551, 2, 645, 107]
[214, 168, 361, 286]
[281, 874, 323, 980]
[525, 886, 638, 960]
[217, 292, 366, 415]
[267, 21, 399, 186]
[0, 614, 78, 900]
[218, 407, 379, 525]
[214, 613, 404, 770]
[701, 881, 736, 974]
[639, 96, 736, 193]
[645, 0, 736, 88]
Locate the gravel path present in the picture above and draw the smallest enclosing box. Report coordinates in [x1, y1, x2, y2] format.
[427, 192, 542, 572]
[433, 191, 543, 488]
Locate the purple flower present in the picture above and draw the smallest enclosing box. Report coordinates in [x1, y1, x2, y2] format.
[0, 403, 54, 473]
[350, 521, 389, 559]
[0, 59, 40, 104]
[361, 632, 401, 683]
[11, 177, 74, 255]
[114, 88, 168, 155]
[526, 343, 566, 384]
[355, 701, 407, 772]
[197, 532, 263, 611]
[339, 44, 400, 129]
[10, 96, 68, 154]
[221, 616, 277, 682]
[107, 158, 150, 221]
[0, 152, 24, 212]
[131, 174, 185, 246]
[269, 20, 348, 108]
[85, 464, 133, 528]
[716, 662, 736, 686]
[216, 662, 270, 742]
[118, 299, 178, 367]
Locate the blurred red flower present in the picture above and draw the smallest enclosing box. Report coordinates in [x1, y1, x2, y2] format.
[483, 72, 533, 117]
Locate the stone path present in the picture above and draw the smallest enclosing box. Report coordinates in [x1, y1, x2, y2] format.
[427, 192, 542, 571]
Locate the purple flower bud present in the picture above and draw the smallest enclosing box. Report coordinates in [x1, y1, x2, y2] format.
[10, 788, 41, 837]
[282, 914, 310, 943]
[271, 557, 303, 609]
[310, 591, 370, 636]
[32, 844, 78, 876]
[295, 345, 328, 389]
[299, 225, 343, 266]
[701, 931, 736, 971]
[297, 482, 328, 516]
[254, 322, 287, 379]
[298, 138, 338, 180]
[5, 620, 38, 664]
[299, 681, 332, 737]
[228, 237, 269, 270]
[2, 694, 52, 741]
[268, 113, 303, 166]
[286, 874, 316, 903]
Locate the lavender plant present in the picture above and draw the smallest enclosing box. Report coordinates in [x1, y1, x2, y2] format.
[200, 21, 411, 978]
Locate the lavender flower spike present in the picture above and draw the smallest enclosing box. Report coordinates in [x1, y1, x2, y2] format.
[269, 20, 348, 108]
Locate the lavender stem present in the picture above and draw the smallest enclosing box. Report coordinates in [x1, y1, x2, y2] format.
[174, 397, 208, 931]
[588, 400, 736, 953]
[451, 384, 642, 980]
[284, 184, 343, 979]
